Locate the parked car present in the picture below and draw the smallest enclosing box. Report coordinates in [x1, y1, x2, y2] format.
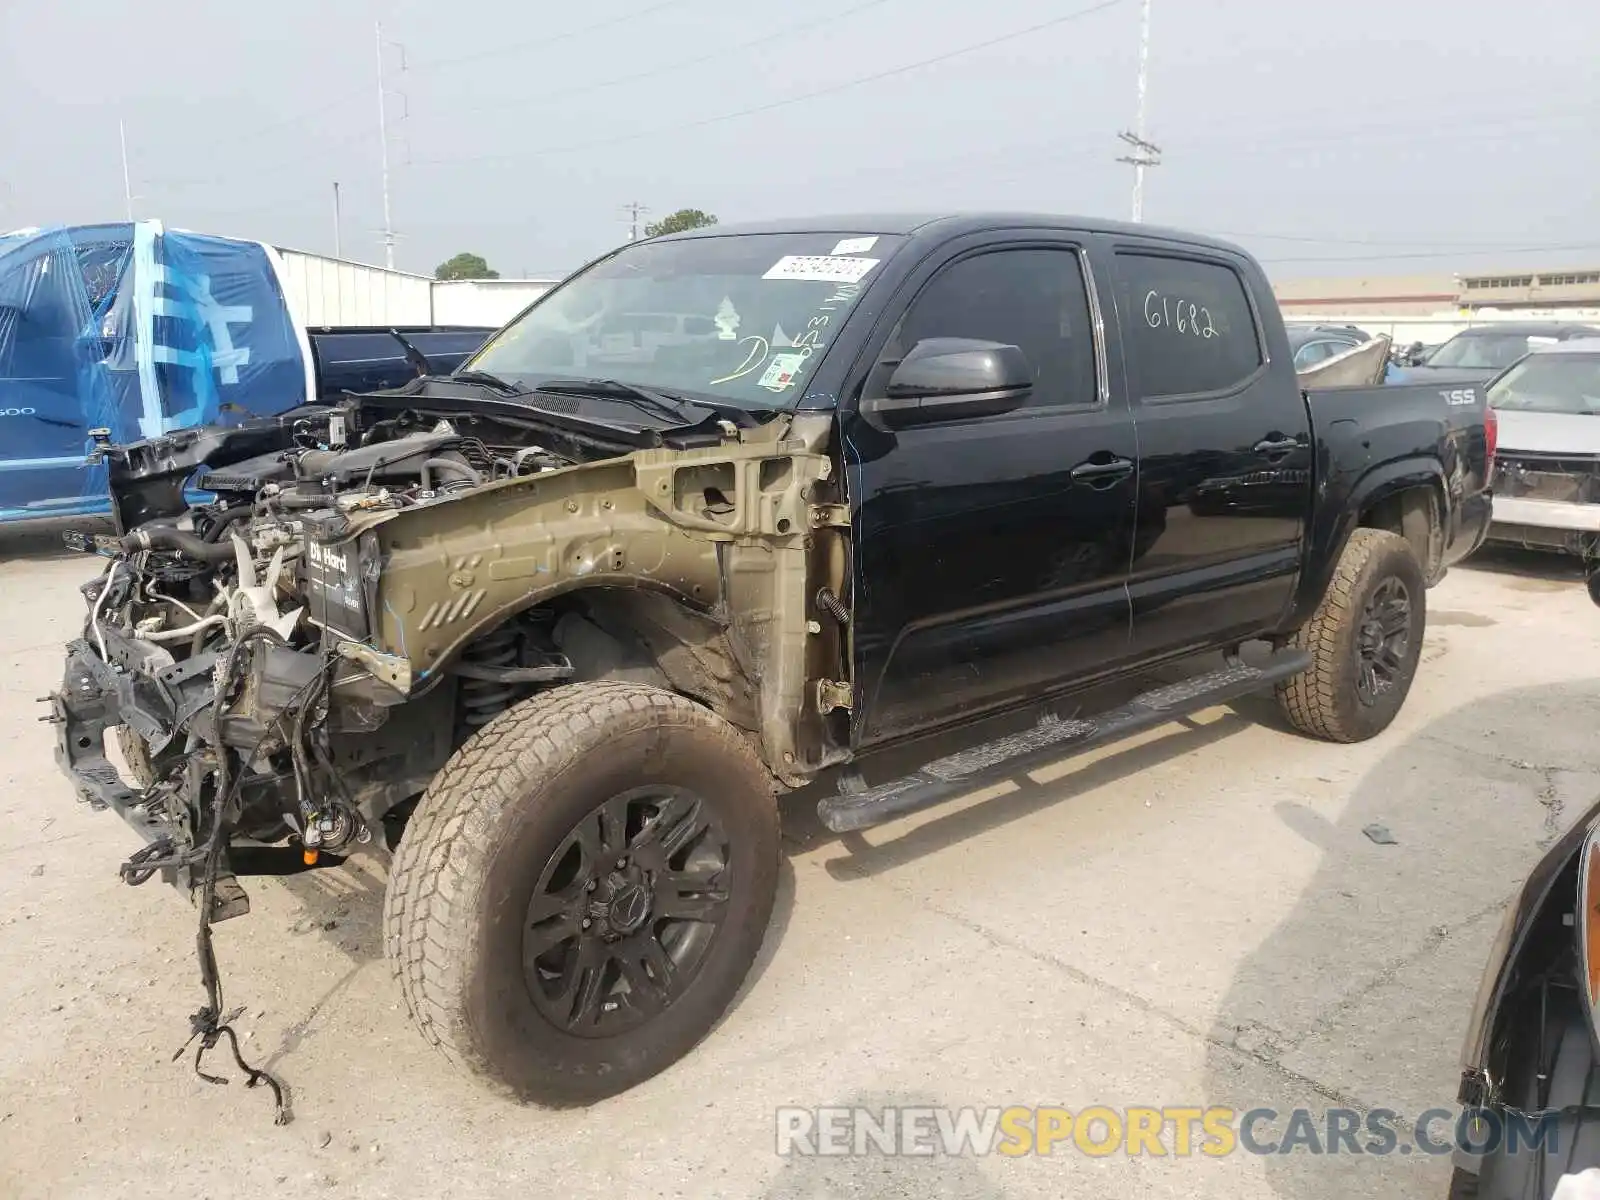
[0, 222, 491, 524]
[48, 212, 1494, 1114]
[1401, 322, 1600, 384]
[1450, 563, 1600, 1198]
[1286, 322, 1371, 370]
[1483, 338, 1600, 555]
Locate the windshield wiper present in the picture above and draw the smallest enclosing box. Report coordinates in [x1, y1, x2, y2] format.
[449, 369, 528, 394]
[536, 378, 702, 424]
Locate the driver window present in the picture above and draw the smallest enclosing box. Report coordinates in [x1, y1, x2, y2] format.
[878, 247, 1098, 409]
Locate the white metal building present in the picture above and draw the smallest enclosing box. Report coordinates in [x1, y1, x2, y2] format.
[273, 246, 560, 329]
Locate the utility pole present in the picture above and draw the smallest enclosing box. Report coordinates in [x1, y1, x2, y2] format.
[119, 119, 135, 221]
[333, 181, 343, 259]
[376, 21, 397, 268]
[622, 201, 650, 242]
[1115, 0, 1160, 223]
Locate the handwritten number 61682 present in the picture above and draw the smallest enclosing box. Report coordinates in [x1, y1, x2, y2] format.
[1143, 290, 1218, 339]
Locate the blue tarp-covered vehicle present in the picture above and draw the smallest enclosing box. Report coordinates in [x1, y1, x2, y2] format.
[0, 220, 493, 524]
[0, 221, 315, 522]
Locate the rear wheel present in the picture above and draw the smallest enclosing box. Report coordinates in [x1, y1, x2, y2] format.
[383, 681, 779, 1104]
[1277, 527, 1426, 742]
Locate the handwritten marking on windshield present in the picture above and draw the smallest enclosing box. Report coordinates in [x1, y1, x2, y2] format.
[709, 335, 770, 385]
[1143, 290, 1218, 339]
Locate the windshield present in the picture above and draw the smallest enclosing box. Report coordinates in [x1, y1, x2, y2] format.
[1428, 331, 1562, 369]
[464, 232, 900, 410]
[1488, 353, 1600, 414]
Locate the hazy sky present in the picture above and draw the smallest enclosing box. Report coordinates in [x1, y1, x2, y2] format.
[2, 0, 1595, 282]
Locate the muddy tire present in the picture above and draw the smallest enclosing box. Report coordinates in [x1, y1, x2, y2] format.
[383, 681, 779, 1105]
[1276, 527, 1426, 743]
[115, 725, 155, 789]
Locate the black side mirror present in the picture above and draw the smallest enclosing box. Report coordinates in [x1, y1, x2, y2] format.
[862, 338, 1032, 429]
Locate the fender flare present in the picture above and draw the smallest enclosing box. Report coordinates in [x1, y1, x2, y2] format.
[1280, 456, 1449, 633]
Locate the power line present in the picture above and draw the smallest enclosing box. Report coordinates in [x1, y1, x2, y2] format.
[152, 88, 369, 187]
[146, 127, 372, 196]
[428, 0, 898, 120]
[409, 0, 685, 74]
[414, 0, 1125, 168]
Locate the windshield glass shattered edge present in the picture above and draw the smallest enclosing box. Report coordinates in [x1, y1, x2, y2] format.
[463, 232, 900, 411]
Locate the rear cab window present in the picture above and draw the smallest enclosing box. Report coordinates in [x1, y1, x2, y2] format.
[1115, 252, 1265, 400]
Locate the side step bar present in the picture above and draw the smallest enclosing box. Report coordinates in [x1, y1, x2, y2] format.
[817, 650, 1312, 834]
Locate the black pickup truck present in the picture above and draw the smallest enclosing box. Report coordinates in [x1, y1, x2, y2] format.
[50, 212, 1493, 1114]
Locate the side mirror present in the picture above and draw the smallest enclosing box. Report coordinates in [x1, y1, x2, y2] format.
[862, 338, 1032, 429]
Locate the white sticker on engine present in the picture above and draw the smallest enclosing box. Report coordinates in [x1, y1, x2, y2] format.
[758, 352, 807, 392]
[763, 255, 879, 283]
[829, 236, 879, 255]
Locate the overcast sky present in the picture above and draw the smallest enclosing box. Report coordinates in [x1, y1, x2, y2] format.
[2, 0, 1594, 282]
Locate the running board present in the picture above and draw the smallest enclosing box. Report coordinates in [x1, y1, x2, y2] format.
[817, 650, 1312, 834]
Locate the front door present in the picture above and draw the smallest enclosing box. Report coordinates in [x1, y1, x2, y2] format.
[844, 237, 1142, 747]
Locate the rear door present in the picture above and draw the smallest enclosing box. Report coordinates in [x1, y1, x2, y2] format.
[845, 233, 1141, 745]
[1099, 239, 1314, 660]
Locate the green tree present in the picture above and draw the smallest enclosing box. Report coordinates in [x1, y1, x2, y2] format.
[643, 208, 718, 238]
[434, 252, 500, 280]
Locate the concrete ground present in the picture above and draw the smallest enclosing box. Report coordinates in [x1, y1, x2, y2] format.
[3, 535, 1599, 1200]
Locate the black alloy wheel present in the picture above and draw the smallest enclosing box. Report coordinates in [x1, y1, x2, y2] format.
[524, 787, 731, 1035]
[1354, 576, 1413, 706]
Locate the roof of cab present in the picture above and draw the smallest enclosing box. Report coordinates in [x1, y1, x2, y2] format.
[654, 212, 1251, 257]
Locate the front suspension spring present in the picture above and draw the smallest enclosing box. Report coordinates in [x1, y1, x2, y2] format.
[458, 625, 520, 728]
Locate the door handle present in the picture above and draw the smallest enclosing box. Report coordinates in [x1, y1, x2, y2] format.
[1254, 437, 1300, 455]
[1069, 456, 1134, 485]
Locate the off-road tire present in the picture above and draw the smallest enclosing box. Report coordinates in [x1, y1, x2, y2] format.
[115, 725, 155, 789]
[1276, 527, 1426, 742]
[383, 680, 779, 1105]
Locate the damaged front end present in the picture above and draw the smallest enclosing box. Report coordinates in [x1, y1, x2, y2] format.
[50, 396, 845, 900]
[43, 385, 851, 1113]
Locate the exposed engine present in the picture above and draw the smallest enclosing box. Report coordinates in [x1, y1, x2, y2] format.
[46, 383, 799, 1120]
[60, 405, 584, 891]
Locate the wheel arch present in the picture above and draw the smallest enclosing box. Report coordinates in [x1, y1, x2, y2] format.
[1281, 457, 1449, 634]
[421, 577, 764, 738]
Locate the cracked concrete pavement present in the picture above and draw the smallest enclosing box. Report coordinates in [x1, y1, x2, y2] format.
[2, 535, 1599, 1200]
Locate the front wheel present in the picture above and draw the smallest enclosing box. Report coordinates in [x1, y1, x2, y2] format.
[1276, 527, 1427, 743]
[383, 681, 779, 1104]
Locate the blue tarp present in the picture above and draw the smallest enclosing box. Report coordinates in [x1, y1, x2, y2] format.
[0, 220, 312, 522]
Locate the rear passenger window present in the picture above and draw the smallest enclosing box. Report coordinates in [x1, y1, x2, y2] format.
[1117, 253, 1263, 398]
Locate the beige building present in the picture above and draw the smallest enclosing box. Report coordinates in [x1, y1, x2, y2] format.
[1274, 267, 1600, 317]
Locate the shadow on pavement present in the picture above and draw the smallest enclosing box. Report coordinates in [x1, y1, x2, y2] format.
[1461, 545, 1584, 586]
[1200, 680, 1600, 1199]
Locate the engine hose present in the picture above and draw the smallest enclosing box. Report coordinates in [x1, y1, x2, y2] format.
[201, 504, 254, 543]
[120, 526, 237, 563]
[421, 457, 481, 492]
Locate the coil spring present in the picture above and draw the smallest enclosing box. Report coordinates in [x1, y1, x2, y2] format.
[458, 625, 520, 728]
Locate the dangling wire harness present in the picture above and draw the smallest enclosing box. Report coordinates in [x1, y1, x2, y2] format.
[167, 626, 341, 1127]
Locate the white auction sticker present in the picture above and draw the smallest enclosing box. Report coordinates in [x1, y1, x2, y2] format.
[763, 255, 880, 283]
[758, 352, 808, 392]
[829, 236, 879, 255]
